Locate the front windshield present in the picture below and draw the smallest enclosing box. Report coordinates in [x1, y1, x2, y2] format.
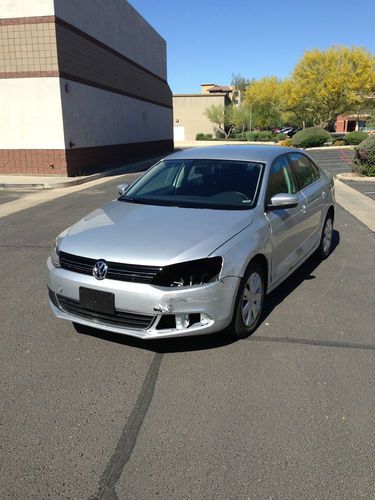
[121, 159, 264, 210]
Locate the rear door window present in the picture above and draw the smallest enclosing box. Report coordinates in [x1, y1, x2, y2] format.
[287, 153, 320, 190]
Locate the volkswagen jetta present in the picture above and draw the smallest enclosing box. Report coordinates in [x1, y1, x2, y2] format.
[47, 145, 335, 340]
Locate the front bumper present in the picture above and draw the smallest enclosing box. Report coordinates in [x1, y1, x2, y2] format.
[47, 257, 240, 339]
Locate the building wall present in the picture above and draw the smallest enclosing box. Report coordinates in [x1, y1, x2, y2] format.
[54, 0, 167, 80]
[54, 19, 171, 110]
[0, 0, 173, 176]
[173, 94, 226, 141]
[0, 78, 64, 149]
[0, 0, 54, 18]
[60, 81, 173, 149]
[335, 115, 346, 133]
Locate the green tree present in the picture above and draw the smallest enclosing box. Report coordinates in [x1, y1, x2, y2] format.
[281, 79, 316, 128]
[227, 104, 252, 133]
[245, 76, 284, 129]
[231, 73, 252, 93]
[289, 46, 375, 129]
[204, 104, 234, 138]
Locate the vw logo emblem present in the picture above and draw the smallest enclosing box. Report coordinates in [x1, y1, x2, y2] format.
[93, 260, 108, 280]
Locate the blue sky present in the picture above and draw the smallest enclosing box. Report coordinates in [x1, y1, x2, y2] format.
[129, 0, 375, 94]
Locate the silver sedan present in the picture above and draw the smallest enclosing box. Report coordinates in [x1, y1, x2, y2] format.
[47, 145, 335, 340]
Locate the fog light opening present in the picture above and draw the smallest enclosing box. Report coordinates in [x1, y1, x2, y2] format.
[156, 313, 213, 331]
[176, 314, 190, 330]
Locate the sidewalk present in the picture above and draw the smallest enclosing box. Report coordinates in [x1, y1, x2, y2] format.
[0, 155, 163, 190]
[334, 179, 375, 232]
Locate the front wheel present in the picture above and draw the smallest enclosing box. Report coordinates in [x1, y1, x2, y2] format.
[316, 213, 334, 260]
[229, 262, 265, 339]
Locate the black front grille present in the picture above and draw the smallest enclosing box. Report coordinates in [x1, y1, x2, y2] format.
[59, 251, 162, 284]
[57, 294, 154, 330]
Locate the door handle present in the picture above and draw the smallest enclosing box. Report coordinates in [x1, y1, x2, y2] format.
[321, 191, 327, 199]
[301, 204, 307, 214]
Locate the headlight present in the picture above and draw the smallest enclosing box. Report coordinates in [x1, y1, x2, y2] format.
[50, 228, 70, 268]
[153, 257, 222, 287]
[50, 239, 60, 268]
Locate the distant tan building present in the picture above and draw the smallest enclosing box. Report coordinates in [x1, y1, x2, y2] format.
[201, 83, 242, 106]
[173, 83, 239, 141]
[173, 93, 229, 141]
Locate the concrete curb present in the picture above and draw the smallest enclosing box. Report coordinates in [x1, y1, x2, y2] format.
[305, 145, 354, 151]
[175, 141, 357, 154]
[336, 173, 375, 182]
[0, 155, 163, 190]
[0, 173, 103, 190]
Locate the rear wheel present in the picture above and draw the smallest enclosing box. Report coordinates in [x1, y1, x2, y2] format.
[316, 212, 334, 260]
[229, 262, 265, 339]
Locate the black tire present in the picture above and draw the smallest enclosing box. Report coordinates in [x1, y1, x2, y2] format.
[316, 212, 334, 260]
[229, 262, 265, 339]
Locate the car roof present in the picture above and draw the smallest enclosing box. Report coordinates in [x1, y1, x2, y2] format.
[164, 145, 299, 164]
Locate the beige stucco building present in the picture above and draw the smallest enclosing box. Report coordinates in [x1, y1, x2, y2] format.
[173, 83, 242, 141]
[173, 93, 229, 141]
[0, 0, 173, 176]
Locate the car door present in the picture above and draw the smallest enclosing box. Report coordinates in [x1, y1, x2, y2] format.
[287, 153, 326, 253]
[265, 155, 309, 285]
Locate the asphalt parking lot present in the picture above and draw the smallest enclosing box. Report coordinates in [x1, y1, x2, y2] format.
[308, 148, 354, 175]
[341, 180, 375, 200]
[0, 189, 35, 204]
[1, 155, 375, 499]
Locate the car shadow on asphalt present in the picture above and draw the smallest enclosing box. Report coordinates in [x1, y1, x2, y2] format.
[261, 229, 340, 323]
[75, 230, 340, 354]
[74, 323, 236, 353]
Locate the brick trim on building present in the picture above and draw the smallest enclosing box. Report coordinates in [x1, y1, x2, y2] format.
[0, 16, 55, 26]
[0, 149, 68, 176]
[0, 13, 173, 176]
[0, 71, 59, 79]
[0, 140, 173, 177]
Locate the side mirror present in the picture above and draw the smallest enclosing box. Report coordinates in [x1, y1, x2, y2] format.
[267, 193, 299, 210]
[117, 183, 130, 196]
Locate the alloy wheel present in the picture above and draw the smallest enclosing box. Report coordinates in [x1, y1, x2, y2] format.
[323, 218, 333, 255]
[241, 272, 263, 327]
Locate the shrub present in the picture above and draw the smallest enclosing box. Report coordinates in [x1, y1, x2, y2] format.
[274, 132, 287, 142]
[279, 138, 293, 147]
[352, 136, 375, 176]
[233, 133, 247, 140]
[246, 130, 273, 142]
[196, 133, 214, 140]
[333, 139, 346, 146]
[291, 127, 331, 148]
[344, 131, 368, 145]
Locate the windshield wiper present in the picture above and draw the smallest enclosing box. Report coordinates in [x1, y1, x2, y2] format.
[120, 197, 148, 205]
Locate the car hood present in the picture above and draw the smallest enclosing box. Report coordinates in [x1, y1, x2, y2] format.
[59, 200, 253, 266]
